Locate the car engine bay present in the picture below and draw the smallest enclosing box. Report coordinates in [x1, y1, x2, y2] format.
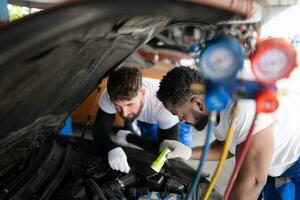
[0, 134, 222, 200]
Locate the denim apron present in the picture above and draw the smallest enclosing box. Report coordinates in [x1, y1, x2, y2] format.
[263, 157, 300, 200]
[137, 121, 193, 147]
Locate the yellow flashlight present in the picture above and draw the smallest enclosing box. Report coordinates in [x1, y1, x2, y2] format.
[150, 147, 171, 173]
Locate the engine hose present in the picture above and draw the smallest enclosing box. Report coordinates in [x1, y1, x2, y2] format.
[224, 114, 258, 200]
[192, 181, 222, 200]
[101, 173, 137, 194]
[202, 103, 238, 200]
[186, 112, 217, 200]
[84, 178, 107, 200]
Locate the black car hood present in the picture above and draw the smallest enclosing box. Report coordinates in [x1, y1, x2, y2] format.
[0, 0, 243, 152]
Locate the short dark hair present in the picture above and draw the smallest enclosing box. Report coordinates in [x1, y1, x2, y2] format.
[157, 66, 204, 106]
[107, 66, 142, 101]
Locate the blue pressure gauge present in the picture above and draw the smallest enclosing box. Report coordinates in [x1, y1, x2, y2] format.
[198, 36, 244, 82]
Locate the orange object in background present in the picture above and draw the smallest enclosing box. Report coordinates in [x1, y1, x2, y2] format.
[71, 62, 176, 127]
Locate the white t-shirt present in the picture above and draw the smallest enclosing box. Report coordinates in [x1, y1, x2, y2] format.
[213, 97, 300, 177]
[99, 78, 179, 130]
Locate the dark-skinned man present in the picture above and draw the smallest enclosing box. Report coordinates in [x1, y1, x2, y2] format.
[157, 66, 300, 200]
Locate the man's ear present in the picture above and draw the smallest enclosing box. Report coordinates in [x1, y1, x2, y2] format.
[191, 96, 204, 111]
[140, 87, 146, 97]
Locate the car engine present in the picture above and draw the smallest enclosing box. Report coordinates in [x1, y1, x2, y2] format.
[0, 134, 222, 200]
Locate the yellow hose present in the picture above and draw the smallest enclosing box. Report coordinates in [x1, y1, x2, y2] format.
[202, 104, 239, 200]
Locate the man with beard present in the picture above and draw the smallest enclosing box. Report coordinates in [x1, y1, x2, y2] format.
[157, 66, 300, 200]
[93, 66, 192, 173]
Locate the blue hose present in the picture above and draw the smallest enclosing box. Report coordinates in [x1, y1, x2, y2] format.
[186, 112, 216, 200]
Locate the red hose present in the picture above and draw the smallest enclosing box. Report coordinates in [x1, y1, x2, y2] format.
[224, 114, 257, 200]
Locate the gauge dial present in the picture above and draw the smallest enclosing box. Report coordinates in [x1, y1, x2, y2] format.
[251, 38, 297, 85]
[199, 36, 244, 82]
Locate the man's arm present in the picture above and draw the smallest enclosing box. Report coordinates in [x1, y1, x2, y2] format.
[191, 140, 234, 160]
[92, 108, 117, 153]
[127, 123, 179, 155]
[93, 109, 131, 173]
[229, 125, 274, 200]
[158, 123, 180, 142]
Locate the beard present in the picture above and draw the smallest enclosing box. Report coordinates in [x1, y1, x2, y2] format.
[125, 114, 138, 122]
[123, 101, 144, 122]
[192, 110, 209, 131]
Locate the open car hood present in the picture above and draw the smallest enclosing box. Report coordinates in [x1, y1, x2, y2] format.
[0, 0, 245, 152]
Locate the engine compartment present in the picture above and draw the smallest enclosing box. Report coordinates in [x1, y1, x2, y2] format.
[0, 134, 222, 200]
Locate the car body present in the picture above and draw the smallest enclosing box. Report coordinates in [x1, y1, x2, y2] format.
[0, 0, 254, 199]
[137, 45, 195, 66]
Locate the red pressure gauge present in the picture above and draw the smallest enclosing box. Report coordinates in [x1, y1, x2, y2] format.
[250, 38, 297, 85]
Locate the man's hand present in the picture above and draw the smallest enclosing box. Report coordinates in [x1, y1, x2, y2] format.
[160, 140, 192, 160]
[108, 147, 130, 173]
